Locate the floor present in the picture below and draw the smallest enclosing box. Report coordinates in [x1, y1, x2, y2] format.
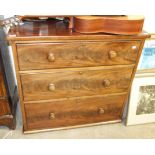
[0, 103, 155, 139]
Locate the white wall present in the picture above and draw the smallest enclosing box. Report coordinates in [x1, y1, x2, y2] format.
[143, 15, 155, 33]
[1, 0, 155, 33]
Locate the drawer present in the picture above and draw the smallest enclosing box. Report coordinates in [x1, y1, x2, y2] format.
[25, 93, 126, 130]
[17, 41, 141, 70]
[21, 65, 134, 101]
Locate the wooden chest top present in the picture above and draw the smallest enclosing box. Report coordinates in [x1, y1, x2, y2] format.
[7, 19, 150, 41]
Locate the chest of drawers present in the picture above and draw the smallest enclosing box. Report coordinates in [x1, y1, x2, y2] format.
[7, 19, 149, 133]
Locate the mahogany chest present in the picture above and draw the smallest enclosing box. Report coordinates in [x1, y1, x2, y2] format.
[7, 19, 149, 133]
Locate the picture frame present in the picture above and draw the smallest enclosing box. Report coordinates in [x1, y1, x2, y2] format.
[137, 34, 155, 73]
[126, 73, 155, 125]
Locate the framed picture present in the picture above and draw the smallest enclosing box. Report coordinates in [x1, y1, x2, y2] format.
[126, 73, 155, 125]
[137, 34, 155, 72]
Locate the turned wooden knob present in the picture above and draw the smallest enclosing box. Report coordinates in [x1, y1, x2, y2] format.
[109, 50, 117, 59]
[49, 112, 55, 119]
[99, 108, 105, 114]
[48, 53, 55, 62]
[79, 71, 83, 75]
[103, 79, 111, 87]
[48, 83, 55, 91]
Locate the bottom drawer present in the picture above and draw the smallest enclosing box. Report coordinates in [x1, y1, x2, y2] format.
[25, 93, 126, 131]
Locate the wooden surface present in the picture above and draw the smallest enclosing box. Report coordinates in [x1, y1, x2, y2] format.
[25, 93, 126, 130]
[7, 19, 150, 133]
[7, 20, 150, 41]
[0, 70, 6, 97]
[0, 99, 10, 116]
[73, 16, 144, 34]
[13, 15, 144, 35]
[0, 63, 10, 116]
[17, 41, 140, 70]
[21, 65, 134, 101]
[0, 115, 16, 129]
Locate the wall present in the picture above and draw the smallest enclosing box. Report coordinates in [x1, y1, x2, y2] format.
[1, 0, 155, 33]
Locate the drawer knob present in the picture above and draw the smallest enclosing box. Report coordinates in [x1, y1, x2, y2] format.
[79, 71, 83, 75]
[48, 53, 55, 62]
[48, 83, 55, 91]
[103, 79, 111, 87]
[49, 113, 55, 119]
[109, 51, 117, 59]
[99, 108, 105, 114]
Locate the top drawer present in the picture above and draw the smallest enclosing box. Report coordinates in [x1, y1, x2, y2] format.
[17, 41, 141, 70]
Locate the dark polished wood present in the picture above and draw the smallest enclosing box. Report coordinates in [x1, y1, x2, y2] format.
[7, 19, 149, 41]
[16, 15, 144, 35]
[7, 19, 150, 133]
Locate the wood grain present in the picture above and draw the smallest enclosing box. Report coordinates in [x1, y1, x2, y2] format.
[0, 71, 6, 97]
[17, 41, 140, 70]
[73, 16, 144, 34]
[25, 93, 126, 130]
[21, 65, 134, 101]
[0, 99, 10, 116]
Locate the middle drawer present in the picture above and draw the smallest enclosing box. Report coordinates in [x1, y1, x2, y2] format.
[21, 65, 134, 101]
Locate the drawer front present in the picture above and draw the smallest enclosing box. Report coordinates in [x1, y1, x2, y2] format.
[21, 65, 134, 101]
[17, 41, 140, 70]
[25, 93, 126, 130]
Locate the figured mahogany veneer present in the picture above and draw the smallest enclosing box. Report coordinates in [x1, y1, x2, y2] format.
[25, 93, 126, 130]
[17, 41, 140, 70]
[21, 65, 134, 101]
[7, 19, 150, 133]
